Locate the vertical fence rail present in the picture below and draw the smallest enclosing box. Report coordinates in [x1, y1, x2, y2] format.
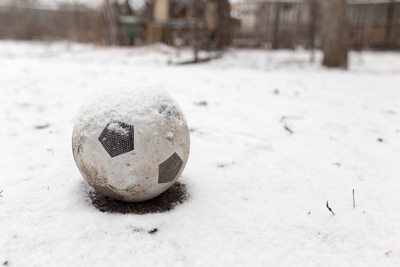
[385, 0, 395, 48]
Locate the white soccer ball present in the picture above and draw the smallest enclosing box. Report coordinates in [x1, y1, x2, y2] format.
[72, 86, 190, 202]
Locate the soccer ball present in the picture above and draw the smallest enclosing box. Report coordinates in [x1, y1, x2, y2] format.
[72, 86, 190, 202]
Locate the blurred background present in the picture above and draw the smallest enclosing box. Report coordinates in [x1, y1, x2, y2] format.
[0, 0, 399, 66]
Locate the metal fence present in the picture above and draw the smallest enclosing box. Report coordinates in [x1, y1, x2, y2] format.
[231, 0, 400, 49]
[349, 1, 400, 49]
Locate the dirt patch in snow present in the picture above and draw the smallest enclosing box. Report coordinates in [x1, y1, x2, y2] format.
[89, 182, 188, 214]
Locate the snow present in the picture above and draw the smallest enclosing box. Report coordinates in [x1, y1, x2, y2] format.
[74, 85, 185, 136]
[0, 40, 400, 266]
[107, 122, 130, 136]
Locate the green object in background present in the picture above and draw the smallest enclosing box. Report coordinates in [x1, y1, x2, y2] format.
[119, 16, 140, 45]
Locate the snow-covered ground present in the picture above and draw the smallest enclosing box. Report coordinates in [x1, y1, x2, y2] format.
[0, 41, 400, 267]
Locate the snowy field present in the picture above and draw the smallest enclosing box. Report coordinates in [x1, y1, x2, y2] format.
[0, 41, 400, 267]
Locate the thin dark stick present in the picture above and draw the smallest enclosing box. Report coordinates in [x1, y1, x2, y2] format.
[0, 189, 3, 197]
[326, 201, 335, 215]
[353, 189, 355, 209]
[284, 123, 294, 134]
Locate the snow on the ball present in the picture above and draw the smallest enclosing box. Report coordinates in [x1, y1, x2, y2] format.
[74, 85, 186, 138]
[107, 122, 130, 135]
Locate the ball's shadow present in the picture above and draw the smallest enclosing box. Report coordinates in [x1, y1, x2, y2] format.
[88, 182, 189, 214]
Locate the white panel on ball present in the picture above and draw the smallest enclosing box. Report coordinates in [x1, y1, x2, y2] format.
[72, 86, 190, 202]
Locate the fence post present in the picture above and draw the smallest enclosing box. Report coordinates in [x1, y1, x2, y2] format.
[358, 5, 366, 50]
[194, 20, 199, 63]
[309, 0, 317, 62]
[104, 0, 117, 46]
[272, 3, 280, 49]
[384, 0, 395, 49]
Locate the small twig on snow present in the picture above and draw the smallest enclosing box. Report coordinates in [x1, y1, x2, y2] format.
[353, 189, 355, 209]
[34, 123, 50, 130]
[326, 201, 335, 215]
[284, 123, 294, 134]
[385, 251, 392, 256]
[0, 190, 3, 197]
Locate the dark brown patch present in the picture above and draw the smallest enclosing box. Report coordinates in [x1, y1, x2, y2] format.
[89, 182, 188, 214]
[92, 185, 125, 201]
[148, 228, 158, 234]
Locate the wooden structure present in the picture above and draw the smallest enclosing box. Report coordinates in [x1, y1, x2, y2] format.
[0, 3, 107, 43]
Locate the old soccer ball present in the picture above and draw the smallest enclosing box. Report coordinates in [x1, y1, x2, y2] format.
[72, 86, 190, 202]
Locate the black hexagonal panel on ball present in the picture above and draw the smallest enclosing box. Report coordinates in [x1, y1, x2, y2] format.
[158, 152, 183, 184]
[98, 120, 134, 158]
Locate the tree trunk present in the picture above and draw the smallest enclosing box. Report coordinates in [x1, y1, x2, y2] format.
[321, 0, 349, 68]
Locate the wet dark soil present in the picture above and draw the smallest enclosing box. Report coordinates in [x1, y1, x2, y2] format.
[89, 182, 188, 214]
